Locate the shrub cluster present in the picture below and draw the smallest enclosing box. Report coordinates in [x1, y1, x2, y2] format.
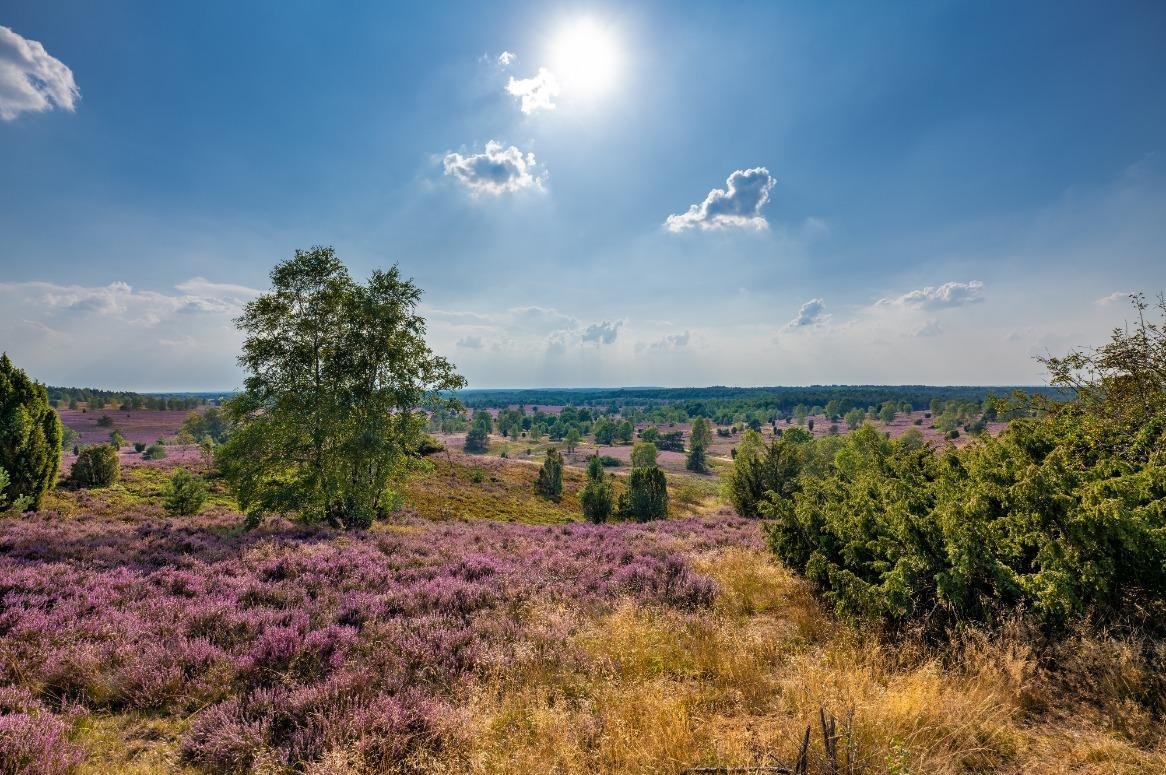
[70, 445, 120, 487]
[753, 296, 1166, 635]
[164, 469, 208, 516]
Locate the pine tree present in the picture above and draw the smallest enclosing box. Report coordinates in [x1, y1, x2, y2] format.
[0, 353, 62, 510]
[534, 447, 564, 501]
[580, 455, 613, 523]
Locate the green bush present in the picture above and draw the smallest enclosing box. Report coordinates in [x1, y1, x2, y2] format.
[617, 465, 667, 522]
[163, 469, 208, 516]
[763, 296, 1166, 635]
[71, 445, 120, 487]
[464, 427, 489, 453]
[143, 443, 167, 460]
[0, 466, 32, 512]
[533, 447, 563, 501]
[580, 456, 613, 523]
[0, 353, 62, 510]
[133, 442, 146, 453]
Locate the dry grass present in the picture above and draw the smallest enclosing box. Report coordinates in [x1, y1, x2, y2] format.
[434, 548, 1166, 775]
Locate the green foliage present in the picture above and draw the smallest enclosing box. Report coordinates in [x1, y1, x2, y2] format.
[686, 417, 711, 473]
[616, 419, 634, 444]
[630, 441, 658, 468]
[565, 427, 581, 453]
[143, 443, 167, 460]
[180, 407, 230, 444]
[580, 455, 614, 523]
[618, 465, 668, 522]
[0, 353, 62, 510]
[163, 468, 208, 516]
[216, 247, 466, 530]
[464, 427, 489, 453]
[593, 418, 617, 445]
[0, 466, 32, 512]
[765, 296, 1166, 634]
[60, 425, 79, 450]
[533, 447, 564, 501]
[71, 445, 120, 487]
[724, 427, 822, 518]
[133, 442, 147, 453]
[844, 408, 866, 430]
[96, 414, 114, 428]
[657, 430, 685, 452]
[109, 430, 127, 449]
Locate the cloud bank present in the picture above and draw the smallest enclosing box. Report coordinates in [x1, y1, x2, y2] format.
[666, 167, 776, 232]
[0, 26, 79, 121]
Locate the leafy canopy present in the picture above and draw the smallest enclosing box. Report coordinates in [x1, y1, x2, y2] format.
[217, 247, 465, 529]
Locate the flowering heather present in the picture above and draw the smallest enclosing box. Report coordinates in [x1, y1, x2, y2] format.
[0, 505, 759, 772]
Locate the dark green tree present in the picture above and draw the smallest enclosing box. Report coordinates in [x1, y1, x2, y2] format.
[580, 455, 613, 523]
[0, 354, 61, 510]
[618, 465, 668, 522]
[217, 247, 465, 530]
[686, 416, 711, 473]
[534, 447, 564, 501]
[71, 444, 119, 487]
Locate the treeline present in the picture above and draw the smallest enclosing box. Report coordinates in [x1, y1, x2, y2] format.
[456, 384, 1070, 415]
[46, 386, 219, 411]
[728, 295, 1166, 636]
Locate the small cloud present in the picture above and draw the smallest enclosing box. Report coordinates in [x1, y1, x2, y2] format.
[1095, 291, 1132, 306]
[0, 26, 79, 121]
[506, 67, 560, 114]
[581, 320, 622, 345]
[443, 140, 545, 195]
[636, 331, 691, 352]
[456, 335, 484, 349]
[782, 298, 829, 331]
[665, 167, 776, 233]
[497, 51, 517, 67]
[877, 281, 984, 310]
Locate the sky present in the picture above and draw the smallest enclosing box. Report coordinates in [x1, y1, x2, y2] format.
[1, 0, 1164, 391]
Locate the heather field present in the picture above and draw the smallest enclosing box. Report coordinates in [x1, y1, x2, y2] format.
[1, 460, 1163, 774]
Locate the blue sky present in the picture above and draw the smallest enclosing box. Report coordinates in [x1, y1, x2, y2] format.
[1, 0, 1164, 390]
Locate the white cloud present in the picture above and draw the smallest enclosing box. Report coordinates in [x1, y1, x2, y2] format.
[497, 51, 517, 67]
[456, 335, 484, 349]
[636, 331, 691, 352]
[782, 298, 829, 331]
[876, 281, 985, 310]
[1094, 291, 1133, 306]
[443, 140, 545, 195]
[581, 320, 622, 345]
[506, 67, 560, 114]
[0, 26, 79, 121]
[665, 167, 776, 232]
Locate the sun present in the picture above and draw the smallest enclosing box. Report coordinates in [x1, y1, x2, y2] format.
[549, 17, 622, 100]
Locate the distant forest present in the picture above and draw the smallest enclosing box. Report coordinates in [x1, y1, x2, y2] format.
[454, 385, 1071, 414]
[45, 386, 228, 411]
